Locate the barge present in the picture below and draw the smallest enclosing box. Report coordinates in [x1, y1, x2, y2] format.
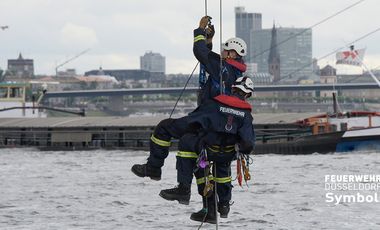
[0, 112, 379, 154]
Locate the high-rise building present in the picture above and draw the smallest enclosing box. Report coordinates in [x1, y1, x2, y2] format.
[252, 27, 312, 81]
[236, 7, 313, 82]
[140, 51, 165, 74]
[235, 7, 262, 63]
[7, 53, 34, 78]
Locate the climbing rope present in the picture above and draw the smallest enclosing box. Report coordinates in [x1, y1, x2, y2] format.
[169, 0, 209, 118]
[169, 62, 199, 118]
[219, 0, 223, 96]
[204, 0, 208, 16]
[215, 2, 223, 229]
[214, 161, 219, 230]
[282, 26, 380, 81]
[198, 1, 222, 229]
[251, 0, 366, 61]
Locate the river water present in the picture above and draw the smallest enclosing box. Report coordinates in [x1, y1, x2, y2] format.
[0, 149, 379, 230]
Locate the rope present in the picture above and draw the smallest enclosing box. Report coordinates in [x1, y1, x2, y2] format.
[251, 0, 366, 61]
[199, 2, 222, 230]
[214, 1, 223, 229]
[169, 62, 199, 118]
[205, 0, 208, 16]
[197, 164, 209, 230]
[214, 161, 219, 230]
[219, 0, 223, 96]
[281, 26, 380, 81]
[169, 0, 210, 118]
[197, 150, 209, 230]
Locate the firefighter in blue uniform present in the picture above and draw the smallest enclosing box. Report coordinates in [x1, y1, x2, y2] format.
[131, 16, 248, 181]
[159, 76, 255, 224]
[195, 16, 247, 102]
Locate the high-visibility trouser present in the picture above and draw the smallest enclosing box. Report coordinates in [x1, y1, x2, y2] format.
[147, 118, 188, 168]
[194, 149, 235, 204]
[176, 133, 200, 185]
[175, 133, 235, 203]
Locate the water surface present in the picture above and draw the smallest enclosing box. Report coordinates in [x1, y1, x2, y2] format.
[0, 149, 379, 229]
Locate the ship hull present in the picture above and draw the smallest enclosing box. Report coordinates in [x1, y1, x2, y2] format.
[255, 126, 380, 154]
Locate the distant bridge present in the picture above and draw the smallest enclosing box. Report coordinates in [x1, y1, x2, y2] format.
[43, 83, 380, 99]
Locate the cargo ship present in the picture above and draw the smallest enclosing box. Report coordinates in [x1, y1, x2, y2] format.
[255, 110, 380, 154]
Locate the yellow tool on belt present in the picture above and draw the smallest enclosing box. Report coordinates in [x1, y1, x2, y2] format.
[203, 164, 214, 197]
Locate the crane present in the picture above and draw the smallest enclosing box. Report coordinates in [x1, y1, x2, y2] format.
[55, 48, 90, 76]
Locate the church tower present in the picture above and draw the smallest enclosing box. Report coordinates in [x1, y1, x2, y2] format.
[268, 23, 281, 83]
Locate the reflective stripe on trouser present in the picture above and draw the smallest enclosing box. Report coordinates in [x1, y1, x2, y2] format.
[176, 133, 199, 185]
[151, 135, 171, 147]
[147, 118, 188, 168]
[176, 151, 198, 159]
[196, 176, 231, 185]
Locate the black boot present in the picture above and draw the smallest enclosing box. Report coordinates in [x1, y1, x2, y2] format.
[218, 201, 230, 218]
[190, 197, 216, 224]
[159, 183, 191, 205]
[131, 163, 161, 181]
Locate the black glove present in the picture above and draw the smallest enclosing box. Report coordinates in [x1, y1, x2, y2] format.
[206, 24, 215, 39]
[199, 16, 212, 29]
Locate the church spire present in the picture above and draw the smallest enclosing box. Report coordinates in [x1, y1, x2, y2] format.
[268, 22, 281, 83]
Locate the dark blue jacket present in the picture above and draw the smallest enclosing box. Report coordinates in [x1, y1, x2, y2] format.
[193, 28, 246, 103]
[184, 94, 255, 155]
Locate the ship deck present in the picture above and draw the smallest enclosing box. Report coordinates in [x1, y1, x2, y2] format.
[0, 113, 318, 152]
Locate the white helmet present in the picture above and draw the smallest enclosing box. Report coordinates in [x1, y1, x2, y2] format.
[232, 76, 254, 96]
[222, 37, 247, 57]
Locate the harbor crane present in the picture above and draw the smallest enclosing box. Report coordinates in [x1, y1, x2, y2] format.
[55, 48, 90, 76]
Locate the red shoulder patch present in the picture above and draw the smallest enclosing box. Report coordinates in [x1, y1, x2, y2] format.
[214, 95, 252, 111]
[226, 59, 247, 72]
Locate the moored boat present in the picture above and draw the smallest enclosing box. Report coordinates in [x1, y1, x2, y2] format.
[255, 111, 380, 154]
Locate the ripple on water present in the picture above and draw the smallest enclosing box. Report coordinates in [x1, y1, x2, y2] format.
[1, 149, 379, 229]
[54, 161, 82, 167]
[0, 205, 16, 209]
[294, 207, 313, 212]
[111, 200, 129, 206]
[248, 218, 273, 224]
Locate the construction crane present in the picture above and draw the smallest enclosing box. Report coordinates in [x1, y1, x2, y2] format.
[55, 48, 90, 76]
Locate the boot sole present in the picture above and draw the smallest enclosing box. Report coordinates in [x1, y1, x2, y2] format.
[190, 215, 216, 224]
[159, 192, 190, 205]
[131, 168, 161, 181]
[220, 214, 228, 218]
[149, 176, 161, 181]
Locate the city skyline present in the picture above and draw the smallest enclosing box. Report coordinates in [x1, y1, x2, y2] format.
[0, 0, 379, 75]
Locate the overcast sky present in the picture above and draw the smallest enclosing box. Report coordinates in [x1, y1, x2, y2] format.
[0, 0, 379, 75]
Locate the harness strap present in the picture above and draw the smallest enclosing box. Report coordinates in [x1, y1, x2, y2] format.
[207, 144, 235, 153]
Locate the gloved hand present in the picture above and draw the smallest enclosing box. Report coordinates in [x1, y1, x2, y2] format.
[206, 24, 215, 40]
[199, 16, 212, 30]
